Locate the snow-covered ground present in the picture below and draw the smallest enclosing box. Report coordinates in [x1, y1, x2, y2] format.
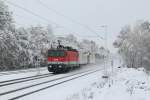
[63, 60, 150, 100]
[0, 58, 105, 82]
[62, 60, 150, 100]
[0, 60, 105, 100]
[0, 67, 49, 82]
[1, 57, 150, 100]
[20, 57, 150, 100]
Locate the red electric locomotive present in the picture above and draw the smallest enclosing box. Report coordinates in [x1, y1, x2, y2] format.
[47, 46, 80, 73]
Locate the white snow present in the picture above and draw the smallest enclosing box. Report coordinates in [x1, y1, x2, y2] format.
[1, 57, 150, 100]
[0, 67, 49, 82]
[20, 57, 150, 100]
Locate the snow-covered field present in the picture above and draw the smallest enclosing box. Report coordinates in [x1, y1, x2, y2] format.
[0, 59, 105, 82]
[21, 58, 150, 100]
[0, 60, 105, 100]
[1, 58, 150, 100]
[64, 67, 150, 100]
[0, 67, 49, 82]
[61, 61, 150, 100]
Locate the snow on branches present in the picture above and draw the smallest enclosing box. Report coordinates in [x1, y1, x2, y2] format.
[114, 20, 150, 70]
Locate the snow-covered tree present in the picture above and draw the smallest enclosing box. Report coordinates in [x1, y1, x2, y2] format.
[0, 0, 105, 71]
[0, 0, 14, 31]
[114, 20, 150, 70]
[15, 27, 31, 68]
[0, 0, 20, 70]
[27, 25, 52, 65]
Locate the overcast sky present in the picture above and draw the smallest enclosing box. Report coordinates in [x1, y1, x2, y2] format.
[5, 0, 150, 52]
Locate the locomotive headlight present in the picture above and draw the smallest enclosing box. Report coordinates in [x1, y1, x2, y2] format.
[49, 65, 52, 68]
[58, 65, 62, 68]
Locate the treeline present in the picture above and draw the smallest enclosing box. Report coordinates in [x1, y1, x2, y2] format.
[0, 1, 106, 71]
[114, 20, 150, 70]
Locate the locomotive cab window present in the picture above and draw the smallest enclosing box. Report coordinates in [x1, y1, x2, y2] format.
[48, 50, 66, 57]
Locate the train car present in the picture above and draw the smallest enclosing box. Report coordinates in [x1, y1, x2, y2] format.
[47, 46, 80, 73]
[78, 51, 88, 65]
[78, 51, 95, 65]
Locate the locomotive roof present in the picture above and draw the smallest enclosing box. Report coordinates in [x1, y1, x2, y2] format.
[49, 46, 78, 52]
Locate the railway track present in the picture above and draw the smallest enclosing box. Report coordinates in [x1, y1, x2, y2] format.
[0, 73, 53, 87]
[0, 68, 103, 100]
[0, 68, 46, 76]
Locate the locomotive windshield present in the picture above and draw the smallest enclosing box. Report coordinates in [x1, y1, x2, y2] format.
[48, 50, 65, 57]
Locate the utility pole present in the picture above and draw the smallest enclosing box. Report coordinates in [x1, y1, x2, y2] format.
[101, 25, 108, 78]
[101, 25, 113, 87]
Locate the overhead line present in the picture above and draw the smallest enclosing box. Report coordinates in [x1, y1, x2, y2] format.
[5, 0, 78, 34]
[6, 1, 58, 26]
[4, 0, 104, 40]
[14, 14, 48, 25]
[36, 0, 104, 40]
[0, 3, 47, 27]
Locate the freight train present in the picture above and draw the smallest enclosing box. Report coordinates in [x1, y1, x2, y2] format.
[47, 44, 95, 73]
